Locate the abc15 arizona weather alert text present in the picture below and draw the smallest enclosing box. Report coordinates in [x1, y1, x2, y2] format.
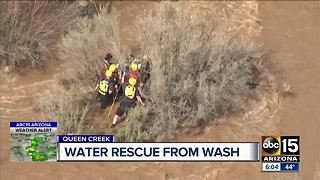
[261, 136, 300, 172]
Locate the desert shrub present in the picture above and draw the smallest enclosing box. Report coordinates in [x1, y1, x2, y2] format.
[37, 5, 121, 135]
[40, 2, 264, 141]
[37, 85, 89, 134]
[58, 5, 124, 88]
[134, 2, 263, 141]
[0, 1, 83, 68]
[69, 84, 91, 103]
[115, 106, 152, 142]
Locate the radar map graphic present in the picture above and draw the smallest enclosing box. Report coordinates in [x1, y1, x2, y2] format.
[10, 122, 57, 162]
[10, 133, 57, 162]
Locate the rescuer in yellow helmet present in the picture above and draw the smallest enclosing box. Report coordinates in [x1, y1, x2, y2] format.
[109, 63, 119, 73]
[110, 77, 145, 128]
[128, 61, 140, 85]
[108, 63, 120, 89]
[94, 69, 116, 110]
[131, 59, 141, 70]
[101, 53, 119, 81]
[130, 63, 138, 71]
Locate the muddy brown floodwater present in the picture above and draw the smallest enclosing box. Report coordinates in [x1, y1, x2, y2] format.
[259, 2, 320, 179]
[1, 1, 320, 179]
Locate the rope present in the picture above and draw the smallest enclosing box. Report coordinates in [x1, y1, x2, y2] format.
[107, 87, 120, 117]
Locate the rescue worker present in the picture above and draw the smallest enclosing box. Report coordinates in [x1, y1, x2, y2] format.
[102, 53, 113, 78]
[128, 62, 140, 84]
[94, 70, 116, 110]
[108, 63, 123, 100]
[122, 57, 140, 81]
[131, 57, 152, 103]
[125, 58, 152, 103]
[132, 58, 142, 70]
[108, 63, 120, 86]
[110, 77, 145, 128]
[122, 63, 130, 82]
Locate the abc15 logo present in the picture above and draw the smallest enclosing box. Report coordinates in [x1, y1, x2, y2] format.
[261, 136, 300, 155]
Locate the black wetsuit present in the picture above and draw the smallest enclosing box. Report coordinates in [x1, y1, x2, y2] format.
[98, 78, 115, 109]
[115, 84, 140, 116]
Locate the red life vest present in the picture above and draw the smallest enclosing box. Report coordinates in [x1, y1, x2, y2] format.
[125, 70, 139, 86]
[102, 68, 107, 77]
[129, 70, 139, 80]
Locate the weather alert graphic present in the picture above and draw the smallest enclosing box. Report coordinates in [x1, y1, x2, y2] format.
[10, 122, 57, 162]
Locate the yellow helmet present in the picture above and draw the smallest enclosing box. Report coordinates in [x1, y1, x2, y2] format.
[143, 54, 150, 60]
[130, 63, 138, 71]
[132, 58, 140, 64]
[109, 64, 119, 72]
[105, 70, 113, 78]
[128, 77, 137, 86]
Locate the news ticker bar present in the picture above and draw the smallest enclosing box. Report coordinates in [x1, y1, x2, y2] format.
[262, 163, 300, 172]
[57, 142, 260, 162]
